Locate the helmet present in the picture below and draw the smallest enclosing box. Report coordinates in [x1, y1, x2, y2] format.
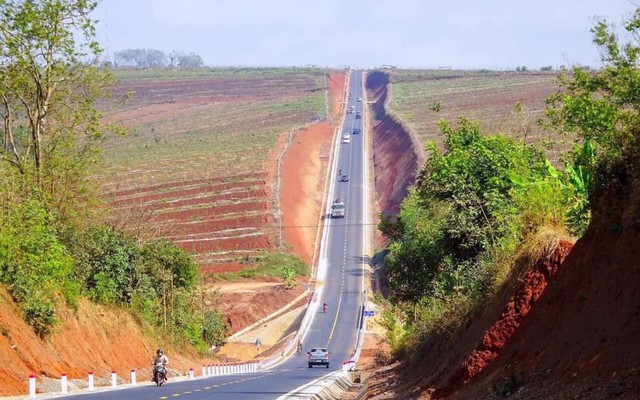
[157, 349, 163, 355]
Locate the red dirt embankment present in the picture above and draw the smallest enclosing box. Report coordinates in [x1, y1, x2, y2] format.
[367, 179, 640, 399]
[447, 179, 640, 399]
[0, 289, 209, 396]
[280, 122, 335, 263]
[327, 72, 347, 122]
[365, 70, 425, 218]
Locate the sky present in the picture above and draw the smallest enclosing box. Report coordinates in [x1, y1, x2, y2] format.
[94, 0, 640, 69]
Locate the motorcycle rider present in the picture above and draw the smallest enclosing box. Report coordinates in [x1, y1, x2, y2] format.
[152, 349, 169, 382]
[323, 302, 328, 313]
[297, 340, 303, 354]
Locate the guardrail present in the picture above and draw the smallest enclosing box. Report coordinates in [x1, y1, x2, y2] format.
[24, 362, 260, 398]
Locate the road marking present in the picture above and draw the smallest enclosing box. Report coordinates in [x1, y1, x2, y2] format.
[171, 395, 180, 397]
[327, 292, 344, 345]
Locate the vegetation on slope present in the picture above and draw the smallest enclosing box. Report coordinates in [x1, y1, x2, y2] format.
[378, 7, 640, 375]
[0, 0, 226, 351]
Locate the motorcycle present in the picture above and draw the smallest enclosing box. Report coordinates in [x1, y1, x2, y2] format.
[322, 303, 328, 313]
[152, 362, 167, 386]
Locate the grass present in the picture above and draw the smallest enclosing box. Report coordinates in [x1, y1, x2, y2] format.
[113, 66, 330, 82]
[209, 253, 309, 282]
[388, 69, 564, 158]
[98, 68, 328, 185]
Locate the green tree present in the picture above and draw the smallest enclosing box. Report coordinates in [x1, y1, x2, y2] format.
[544, 9, 640, 204]
[0, 0, 119, 221]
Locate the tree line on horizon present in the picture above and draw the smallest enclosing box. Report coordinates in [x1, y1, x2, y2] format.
[112, 48, 205, 69]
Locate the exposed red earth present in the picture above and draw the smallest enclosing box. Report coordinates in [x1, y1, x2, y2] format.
[365, 70, 425, 219]
[0, 70, 346, 396]
[0, 288, 209, 396]
[280, 122, 335, 263]
[217, 73, 344, 330]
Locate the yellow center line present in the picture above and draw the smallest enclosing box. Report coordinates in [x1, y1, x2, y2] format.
[327, 293, 343, 345]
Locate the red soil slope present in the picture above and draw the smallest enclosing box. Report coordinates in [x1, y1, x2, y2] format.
[366, 180, 640, 399]
[448, 181, 640, 399]
[327, 72, 347, 121]
[0, 288, 208, 396]
[280, 122, 335, 264]
[365, 70, 425, 218]
[215, 73, 344, 332]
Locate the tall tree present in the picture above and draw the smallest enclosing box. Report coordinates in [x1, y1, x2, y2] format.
[0, 0, 117, 217]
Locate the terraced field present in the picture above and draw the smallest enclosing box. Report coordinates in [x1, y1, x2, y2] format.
[97, 68, 329, 270]
[389, 70, 564, 158]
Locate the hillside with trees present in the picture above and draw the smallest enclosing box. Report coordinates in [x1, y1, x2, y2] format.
[0, 0, 225, 368]
[368, 8, 640, 399]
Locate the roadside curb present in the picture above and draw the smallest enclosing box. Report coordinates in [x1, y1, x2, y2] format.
[275, 371, 352, 400]
[227, 289, 310, 342]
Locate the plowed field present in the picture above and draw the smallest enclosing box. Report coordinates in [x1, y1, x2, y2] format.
[96, 68, 329, 268]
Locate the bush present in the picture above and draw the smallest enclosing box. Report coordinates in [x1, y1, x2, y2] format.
[0, 196, 75, 336]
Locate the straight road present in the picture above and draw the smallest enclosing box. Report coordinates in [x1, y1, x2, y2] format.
[59, 69, 368, 400]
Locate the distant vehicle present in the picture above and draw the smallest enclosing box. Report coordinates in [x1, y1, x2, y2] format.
[307, 348, 330, 368]
[353, 127, 361, 135]
[355, 111, 362, 119]
[331, 199, 345, 218]
[357, 97, 362, 102]
[347, 105, 354, 114]
[340, 174, 349, 182]
[342, 132, 351, 144]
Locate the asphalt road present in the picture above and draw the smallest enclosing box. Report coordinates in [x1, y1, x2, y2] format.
[59, 70, 368, 400]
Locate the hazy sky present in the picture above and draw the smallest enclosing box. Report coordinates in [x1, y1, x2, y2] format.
[94, 0, 639, 69]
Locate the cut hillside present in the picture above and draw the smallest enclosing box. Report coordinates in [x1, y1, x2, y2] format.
[443, 178, 640, 399]
[0, 288, 209, 396]
[363, 67, 640, 399]
[365, 70, 425, 219]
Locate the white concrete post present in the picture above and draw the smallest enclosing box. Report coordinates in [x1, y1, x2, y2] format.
[28, 375, 36, 399]
[208, 364, 213, 376]
[111, 371, 117, 387]
[188, 368, 194, 379]
[88, 371, 94, 391]
[130, 369, 137, 385]
[202, 365, 206, 376]
[213, 364, 219, 376]
[61, 373, 68, 394]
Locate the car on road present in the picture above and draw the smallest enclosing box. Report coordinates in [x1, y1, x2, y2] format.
[331, 199, 345, 218]
[355, 111, 362, 119]
[340, 174, 349, 182]
[342, 132, 351, 144]
[347, 105, 354, 114]
[307, 347, 330, 368]
[353, 127, 361, 135]
[357, 97, 362, 102]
